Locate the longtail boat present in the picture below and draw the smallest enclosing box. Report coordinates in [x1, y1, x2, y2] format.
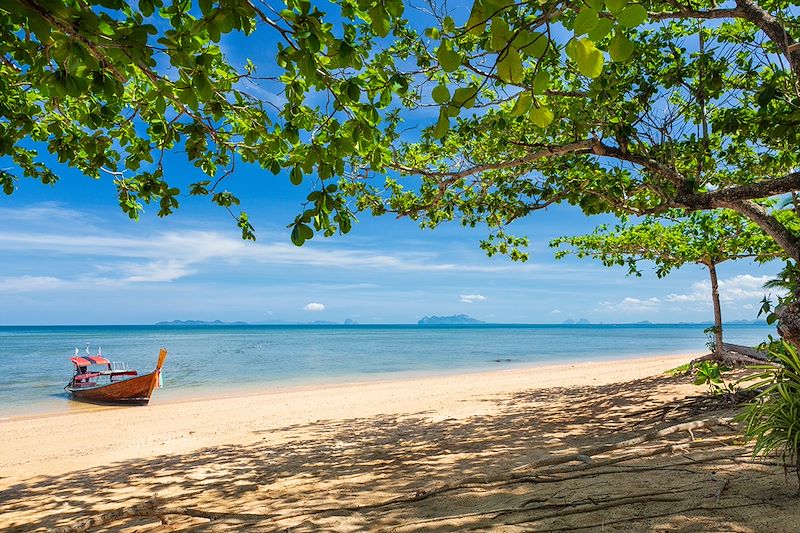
[65, 348, 168, 405]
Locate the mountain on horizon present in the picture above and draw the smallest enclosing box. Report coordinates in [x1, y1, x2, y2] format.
[562, 318, 591, 325]
[418, 314, 486, 325]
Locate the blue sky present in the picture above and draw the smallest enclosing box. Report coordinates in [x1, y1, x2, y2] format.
[0, 162, 781, 325]
[0, 2, 783, 325]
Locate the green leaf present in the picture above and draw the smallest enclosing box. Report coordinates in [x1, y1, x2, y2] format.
[588, 18, 614, 41]
[574, 38, 604, 78]
[445, 105, 460, 117]
[496, 47, 524, 84]
[425, 27, 440, 39]
[452, 86, 478, 108]
[436, 42, 461, 72]
[609, 31, 634, 62]
[347, 80, 361, 101]
[432, 84, 450, 104]
[616, 4, 647, 27]
[384, 0, 404, 18]
[529, 105, 554, 128]
[532, 70, 550, 94]
[490, 18, 511, 51]
[515, 31, 547, 58]
[370, 5, 391, 37]
[606, 0, 628, 14]
[574, 8, 599, 36]
[510, 92, 532, 116]
[442, 16, 456, 33]
[565, 38, 578, 61]
[466, 0, 487, 35]
[290, 166, 303, 185]
[585, 0, 604, 11]
[433, 109, 450, 138]
[291, 223, 313, 246]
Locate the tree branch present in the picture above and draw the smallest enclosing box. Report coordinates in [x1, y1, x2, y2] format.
[388, 140, 596, 183]
[712, 199, 800, 261]
[650, 0, 800, 76]
[591, 142, 685, 187]
[649, 7, 742, 22]
[679, 172, 800, 207]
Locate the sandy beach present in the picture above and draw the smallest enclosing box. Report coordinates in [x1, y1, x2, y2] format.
[2, 353, 798, 531]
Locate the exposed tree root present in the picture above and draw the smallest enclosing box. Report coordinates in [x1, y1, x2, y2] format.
[498, 490, 690, 525]
[51, 417, 741, 532]
[53, 498, 161, 533]
[630, 393, 755, 427]
[721, 342, 771, 362]
[691, 351, 771, 367]
[532, 501, 782, 533]
[391, 489, 692, 531]
[576, 417, 734, 458]
[506, 438, 733, 485]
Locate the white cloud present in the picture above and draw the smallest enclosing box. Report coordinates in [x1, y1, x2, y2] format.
[121, 260, 194, 283]
[551, 309, 562, 314]
[665, 274, 776, 304]
[460, 294, 486, 303]
[599, 297, 661, 312]
[0, 203, 90, 225]
[303, 302, 325, 312]
[0, 228, 555, 284]
[0, 276, 64, 293]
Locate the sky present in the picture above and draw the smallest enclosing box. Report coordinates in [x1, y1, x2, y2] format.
[0, 3, 784, 325]
[0, 164, 781, 325]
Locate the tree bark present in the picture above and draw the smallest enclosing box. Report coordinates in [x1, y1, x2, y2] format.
[707, 262, 725, 357]
[777, 293, 800, 349]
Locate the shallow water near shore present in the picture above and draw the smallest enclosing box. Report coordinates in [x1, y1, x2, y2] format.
[0, 323, 772, 416]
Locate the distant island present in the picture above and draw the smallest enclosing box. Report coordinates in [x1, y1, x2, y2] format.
[562, 318, 591, 325]
[155, 319, 249, 326]
[418, 314, 486, 325]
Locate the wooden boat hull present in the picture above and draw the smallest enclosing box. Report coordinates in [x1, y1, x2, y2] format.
[66, 371, 159, 404]
[66, 348, 167, 405]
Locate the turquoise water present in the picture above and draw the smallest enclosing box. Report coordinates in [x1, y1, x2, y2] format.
[0, 323, 774, 416]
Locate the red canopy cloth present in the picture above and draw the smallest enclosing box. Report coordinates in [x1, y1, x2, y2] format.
[70, 356, 110, 366]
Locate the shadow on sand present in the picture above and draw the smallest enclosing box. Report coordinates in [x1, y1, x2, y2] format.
[1, 373, 796, 532]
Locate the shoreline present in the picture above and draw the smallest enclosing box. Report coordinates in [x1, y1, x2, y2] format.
[7, 350, 797, 532]
[3, 350, 697, 421]
[1, 353, 692, 482]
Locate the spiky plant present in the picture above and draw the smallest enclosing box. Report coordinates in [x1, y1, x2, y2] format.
[739, 341, 800, 490]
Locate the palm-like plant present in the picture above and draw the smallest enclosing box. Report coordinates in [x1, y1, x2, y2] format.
[739, 341, 800, 490]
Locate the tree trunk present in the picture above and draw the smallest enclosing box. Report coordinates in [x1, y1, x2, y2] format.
[778, 291, 800, 349]
[707, 262, 725, 357]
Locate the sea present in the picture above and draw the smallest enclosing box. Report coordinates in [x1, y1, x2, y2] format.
[0, 323, 776, 417]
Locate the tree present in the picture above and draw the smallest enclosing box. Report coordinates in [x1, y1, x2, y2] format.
[4, 0, 800, 344]
[551, 209, 781, 359]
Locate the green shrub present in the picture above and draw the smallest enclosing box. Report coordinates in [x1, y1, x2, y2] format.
[739, 341, 800, 487]
[694, 361, 734, 396]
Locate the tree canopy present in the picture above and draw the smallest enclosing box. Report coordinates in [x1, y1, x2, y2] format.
[551, 209, 780, 278]
[3, 0, 800, 333]
[552, 209, 782, 353]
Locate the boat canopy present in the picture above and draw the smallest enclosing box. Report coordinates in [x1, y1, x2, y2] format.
[70, 356, 110, 366]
